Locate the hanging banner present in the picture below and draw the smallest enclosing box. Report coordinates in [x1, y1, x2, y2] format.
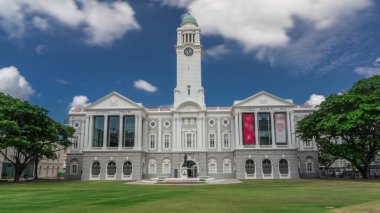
[243, 113, 255, 144]
[274, 113, 287, 144]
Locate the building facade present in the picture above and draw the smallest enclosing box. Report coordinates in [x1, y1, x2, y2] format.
[65, 14, 319, 181]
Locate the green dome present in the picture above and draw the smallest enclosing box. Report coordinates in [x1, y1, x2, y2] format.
[181, 13, 198, 26]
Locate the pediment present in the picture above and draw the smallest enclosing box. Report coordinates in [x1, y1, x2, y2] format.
[234, 91, 294, 107]
[176, 101, 201, 112]
[85, 92, 143, 110]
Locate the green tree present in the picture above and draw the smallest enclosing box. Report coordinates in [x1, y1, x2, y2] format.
[297, 76, 380, 179]
[319, 147, 340, 176]
[0, 92, 75, 182]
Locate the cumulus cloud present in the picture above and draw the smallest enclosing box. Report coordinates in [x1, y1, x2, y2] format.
[0, 0, 140, 46]
[163, 0, 371, 51]
[0, 66, 35, 100]
[205, 44, 229, 59]
[69, 95, 90, 111]
[134, 80, 157, 93]
[305, 94, 325, 106]
[354, 67, 380, 77]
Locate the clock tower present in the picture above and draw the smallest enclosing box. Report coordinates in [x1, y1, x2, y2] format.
[174, 14, 205, 109]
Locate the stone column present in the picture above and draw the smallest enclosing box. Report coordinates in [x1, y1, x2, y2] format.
[103, 115, 108, 149]
[88, 116, 94, 148]
[118, 114, 123, 149]
[239, 112, 243, 146]
[134, 115, 138, 149]
[138, 115, 143, 150]
[172, 117, 177, 151]
[234, 112, 239, 147]
[177, 117, 182, 150]
[254, 113, 259, 146]
[84, 116, 90, 148]
[271, 111, 276, 148]
[158, 118, 162, 152]
[288, 111, 294, 147]
[217, 117, 221, 151]
[197, 118, 202, 151]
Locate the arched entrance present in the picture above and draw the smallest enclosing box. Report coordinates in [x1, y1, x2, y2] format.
[185, 160, 197, 178]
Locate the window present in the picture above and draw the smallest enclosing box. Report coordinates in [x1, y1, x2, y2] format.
[222, 118, 229, 126]
[163, 134, 170, 149]
[306, 157, 314, 173]
[274, 112, 287, 144]
[123, 161, 132, 176]
[148, 159, 157, 174]
[72, 135, 79, 150]
[262, 159, 272, 175]
[70, 159, 78, 175]
[279, 159, 289, 175]
[52, 166, 55, 175]
[123, 115, 135, 147]
[208, 158, 217, 173]
[93, 116, 104, 147]
[223, 133, 229, 148]
[162, 159, 171, 174]
[245, 159, 255, 175]
[107, 161, 116, 176]
[209, 133, 215, 148]
[46, 166, 49, 175]
[91, 161, 100, 176]
[150, 134, 156, 149]
[108, 116, 120, 147]
[150, 121, 156, 128]
[258, 113, 272, 145]
[223, 158, 232, 173]
[186, 133, 192, 148]
[188, 85, 191, 95]
[208, 119, 215, 126]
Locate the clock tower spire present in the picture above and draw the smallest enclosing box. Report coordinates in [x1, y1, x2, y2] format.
[174, 14, 205, 109]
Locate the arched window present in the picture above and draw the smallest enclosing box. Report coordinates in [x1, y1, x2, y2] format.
[262, 159, 272, 176]
[279, 159, 289, 175]
[306, 157, 314, 173]
[223, 158, 232, 173]
[91, 161, 100, 176]
[107, 161, 116, 175]
[208, 158, 217, 173]
[123, 161, 132, 176]
[162, 158, 171, 174]
[245, 159, 255, 175]
[148, 159, 157, 174]
[70, 158, 78, 175]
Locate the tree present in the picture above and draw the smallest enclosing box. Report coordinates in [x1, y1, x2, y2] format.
[319, 147, 339, 176]
[0, 92, 75, 182]
[297, 76, 380, 179]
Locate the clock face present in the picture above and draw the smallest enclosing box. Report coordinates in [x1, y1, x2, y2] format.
[184, 47, 194, 56]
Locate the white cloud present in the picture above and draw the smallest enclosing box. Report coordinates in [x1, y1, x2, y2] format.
[32, 16, 50, 31]
[55, 79, 71, 86]
[69, 95, 90, 111]
[159, 0, 192, 8]
[134, 80, 157, 93]
[161, 0, 371, 51]
[35, 44, 47, 55]
[0, 66, 35, 100]
[354, 66, 380, 77]
[205, 44, 229, 59]
[305, 94, 325, 106]
[0, 0, 140, 46]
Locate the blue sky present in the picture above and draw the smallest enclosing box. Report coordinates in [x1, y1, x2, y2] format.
[0, 0, 379, 123]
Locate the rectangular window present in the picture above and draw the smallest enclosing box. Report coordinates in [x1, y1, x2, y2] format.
[108, 116, 120, 147]
[73, 135, 79, 149]
[150, 135, 156, 149]
[186, 133, 192, 148]
[209, 164, 217, 173]
[163, 163, 170, 174]
[274, 112, 287, 144]
[123, 115, 135, 147]
[188, 85, 191, 95]
[223, 133, 229, 148]
[258, 113, 272, 145]
[307, 162, 313, 172]
[209, 133, 215, 148]
[242, 113, 255, 144]
[164, 134, 170, 149]
[93, 116, 104, 147]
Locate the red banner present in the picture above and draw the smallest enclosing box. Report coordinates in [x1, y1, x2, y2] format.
[243, 113, 255, 144]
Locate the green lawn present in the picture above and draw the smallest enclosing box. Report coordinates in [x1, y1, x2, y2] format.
[0, 179, 380, 213]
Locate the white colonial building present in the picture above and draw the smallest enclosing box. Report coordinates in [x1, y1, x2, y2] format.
[65, 14, 319, 181]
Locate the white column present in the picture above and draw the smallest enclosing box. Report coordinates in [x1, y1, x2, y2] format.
[234, 113, 239, 148]
[143, 118, 149, 150]
[254, 113, 259, 146]
[217, 117, 221, 151]
[158, 118, 162, 152]
[177, 118, 182, 150]
[172, 117, 177, 151]
[84, 116, 90, 148]
[118, 115, 123, 149]
[203, 117, 207, 149]
[138, 115, 142, 150]
[197, 118, 202, 151]
[288, 111, 294, 147]
[239, 112, 243, 146]
[271, 111, 276, 148]
[80, 119, 85, 151]
[103, 115, 108, 149]
[88, 116, 94, 148]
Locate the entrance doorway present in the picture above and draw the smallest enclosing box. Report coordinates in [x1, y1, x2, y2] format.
[186, 160, 197, 178]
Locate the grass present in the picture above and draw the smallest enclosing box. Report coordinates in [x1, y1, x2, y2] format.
[0, 179, 380, 213]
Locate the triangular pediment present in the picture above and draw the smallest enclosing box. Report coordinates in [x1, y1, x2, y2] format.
[85, 92, 143, 110]
[234, 91, 294, 107]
